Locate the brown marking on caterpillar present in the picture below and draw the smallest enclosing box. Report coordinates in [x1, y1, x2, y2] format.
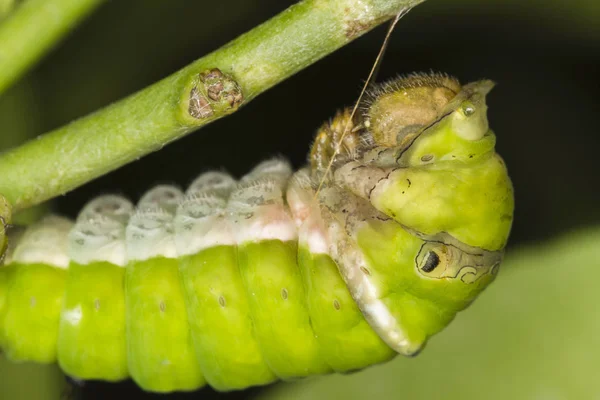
[159, 301, 166, 313]
[420, 154, 434, 162]
[360, 266, 371, 276]
[333, 299, 341, 310]
[281, 288, 288, 300]
[218, 295, 226, 308]
[501, 214, 513, 221]
[309, 109, 359, 172]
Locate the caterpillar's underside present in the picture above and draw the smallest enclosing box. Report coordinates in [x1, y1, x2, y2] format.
[0, 73, 514, 393]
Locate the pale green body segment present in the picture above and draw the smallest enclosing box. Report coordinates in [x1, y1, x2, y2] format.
[125, 256, 205, 392]
[57, 262, 127, 382]
[237, 240, 331, 378]
[0, 239, 394, 392]
[357, 220, 445, 346]
[178, 245, 276, 391]
[0, 263, 65, 363]
[297, 247, 395, 371]
[373, 144, 513, 252]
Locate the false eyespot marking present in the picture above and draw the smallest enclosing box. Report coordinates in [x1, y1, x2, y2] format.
[421, 251, 440, 273]
[414, 239, 501, 283]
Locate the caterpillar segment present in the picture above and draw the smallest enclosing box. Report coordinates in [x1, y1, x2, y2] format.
[0, 72, 514, 393]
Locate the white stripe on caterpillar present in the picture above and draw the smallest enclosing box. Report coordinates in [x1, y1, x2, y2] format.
[10, 215, 73, 268]
[229, 159, 297, 244]
[69, 195, 133, 266]
[175, 176, 235, 256]
[287, 169, 330, 255]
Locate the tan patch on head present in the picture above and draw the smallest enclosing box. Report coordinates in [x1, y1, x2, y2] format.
[361, 72, 462, 147]
[309, 108, 360, 173]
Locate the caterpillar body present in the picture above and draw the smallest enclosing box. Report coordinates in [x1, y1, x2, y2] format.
[0, 73, 514, 393]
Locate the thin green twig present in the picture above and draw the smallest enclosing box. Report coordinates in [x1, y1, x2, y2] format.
[0, 0, 424, 212]
[0, 0, 104, 94]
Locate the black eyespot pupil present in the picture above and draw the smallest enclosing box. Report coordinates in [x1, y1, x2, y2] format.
[421, 251, 440, 273]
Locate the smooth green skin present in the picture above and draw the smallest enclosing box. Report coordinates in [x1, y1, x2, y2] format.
[178, 246, 276, 391]
[297, 246, 395, 371]
[125, 257, 204, 392]
[356, 218, 495, 347]
[261, 228, 600, 400]
[0, 263, 65, 363]
[237, 240, 330, 379]
[373, 124, 514, 252]
[57, 262, 128, 382]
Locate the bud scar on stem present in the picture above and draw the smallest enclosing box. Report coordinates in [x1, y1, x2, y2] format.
[183, 68, 244, 121]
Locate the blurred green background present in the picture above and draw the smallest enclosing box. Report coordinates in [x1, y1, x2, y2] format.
[0, 0, 598, 398]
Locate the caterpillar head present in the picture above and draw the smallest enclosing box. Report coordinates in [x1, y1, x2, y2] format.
[324, 73, 513, 355]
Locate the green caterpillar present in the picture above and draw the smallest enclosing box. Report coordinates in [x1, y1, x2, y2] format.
[0, 72, 514, 393]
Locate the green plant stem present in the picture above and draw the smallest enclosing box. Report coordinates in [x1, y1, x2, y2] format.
[0, 78, 49, 225]
[0, 0, 424, 212]
[0, 0, 104, 94]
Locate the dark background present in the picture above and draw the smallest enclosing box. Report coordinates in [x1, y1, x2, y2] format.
[1, 0, 598, 398]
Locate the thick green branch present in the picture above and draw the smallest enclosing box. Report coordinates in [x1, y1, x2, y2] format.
[0, 0, 104, 94]
[0, 0, 424, 211]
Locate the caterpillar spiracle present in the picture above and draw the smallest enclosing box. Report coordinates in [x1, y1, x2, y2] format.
[0, 72, 514, 393]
